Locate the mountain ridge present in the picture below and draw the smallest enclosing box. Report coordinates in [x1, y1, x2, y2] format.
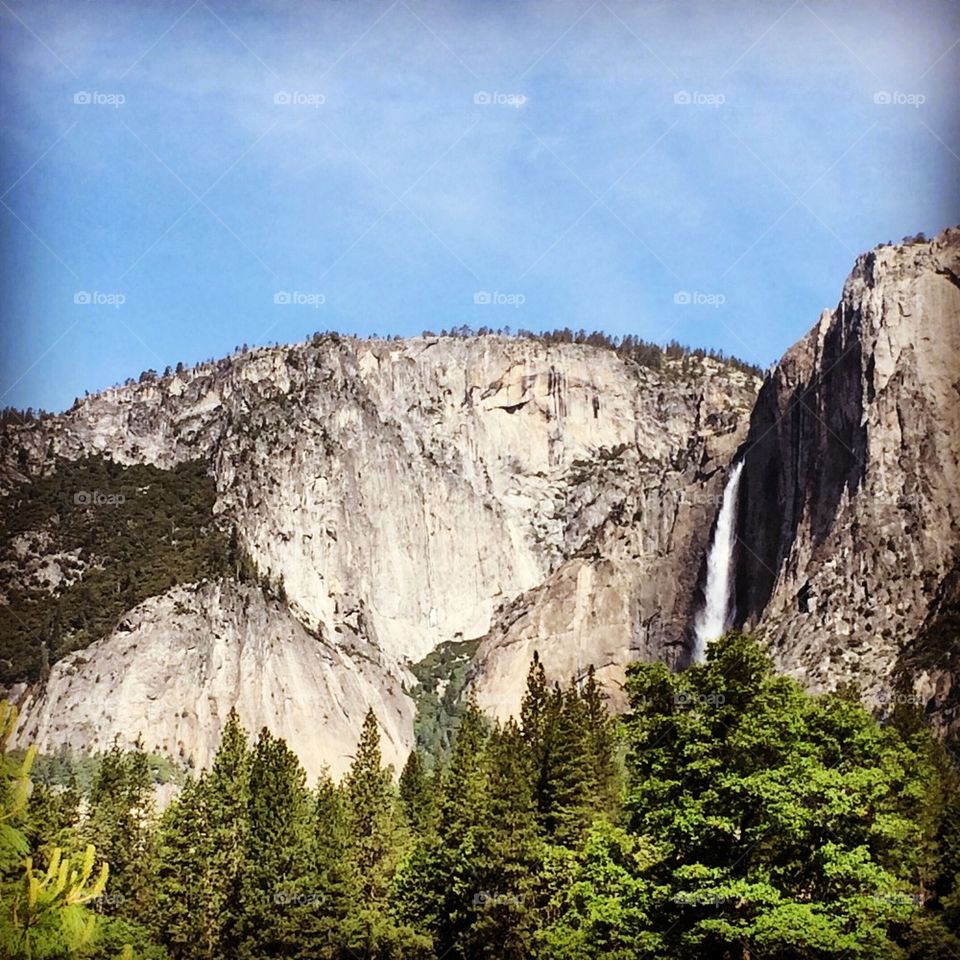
[3, 227, 958, 776]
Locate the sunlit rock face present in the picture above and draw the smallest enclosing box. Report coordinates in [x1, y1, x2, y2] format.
[732, 228, 960, 730]
[1, 334, 758, 774]
[14, 581, 413, 782]
[5, 227, 957, 775]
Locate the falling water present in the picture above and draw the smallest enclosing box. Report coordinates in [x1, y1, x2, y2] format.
[693, 460, 745, 661]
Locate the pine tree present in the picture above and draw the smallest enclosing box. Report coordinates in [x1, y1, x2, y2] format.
[468, 719, 541, 959]
[84, 737, 154, 917]
[340, 709, 426, 957]
[431, 698, 491, 959]
[0, 701, 111, 957]
[205, 709, 251, 957]
[582, 665, 621, 817]
[235, 728, 313, 960]
[538, 685, 597, 846]
[398, 749, 432, 836]
[343, 710, 398, 903]
[149, 774, 219, 960]
[298, 772, 359, 959]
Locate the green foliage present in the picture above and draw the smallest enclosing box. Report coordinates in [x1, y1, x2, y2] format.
[235, 729, 313, 960]
[83, 740, 155, 918]
[407, 639, 480, 767]
[398, 751, 432, 836]
[522, 656, 622, 847]
[8, 636, 959, 959]
[622, 632, 960, 958]
[0, 457, 229, 683]
[30, 748, 185, 795]
[0, 701, 117, 959]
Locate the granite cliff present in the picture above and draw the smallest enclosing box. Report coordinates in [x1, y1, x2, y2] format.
[3, 227, 958, 777]
[1, 334, 758, 777]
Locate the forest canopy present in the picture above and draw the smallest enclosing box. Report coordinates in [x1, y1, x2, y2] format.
[2, 633, 958, 959]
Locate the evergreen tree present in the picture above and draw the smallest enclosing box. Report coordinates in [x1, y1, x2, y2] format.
[298, 772, 359, 959]
[582, 665, 621, 817]
[340, 709, 423, 958]
[429, 698, 491, 959]
[149, 774, 219, 960]
[623, 632, 951, 959]
[0, 701, 111, 958]
[235, 729, 313, 960]
[468, 719, 541, 959]
[343, 710, 399, 904]
[84, 738, 154, 918]
[538, 685, 597, 846]
[398, 750, 432, 836]
[204, 709, 251, 957]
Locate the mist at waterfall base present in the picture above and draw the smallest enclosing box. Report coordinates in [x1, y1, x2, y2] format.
[693, 461, 745, 662]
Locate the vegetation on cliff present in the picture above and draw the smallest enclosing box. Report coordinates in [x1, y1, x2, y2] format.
[0, 457, 229, 684]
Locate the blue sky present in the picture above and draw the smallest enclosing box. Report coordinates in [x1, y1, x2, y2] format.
[1, 0, 958, 413]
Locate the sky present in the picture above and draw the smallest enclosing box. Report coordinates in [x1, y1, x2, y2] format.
[1, 0, 958, 413]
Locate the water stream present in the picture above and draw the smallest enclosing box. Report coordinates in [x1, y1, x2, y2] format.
[693, 460, 744, 661]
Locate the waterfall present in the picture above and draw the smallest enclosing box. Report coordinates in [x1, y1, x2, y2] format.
[693, 460, 744, 661]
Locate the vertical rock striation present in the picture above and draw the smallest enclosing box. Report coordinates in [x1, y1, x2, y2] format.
[733, 228, 960, 723]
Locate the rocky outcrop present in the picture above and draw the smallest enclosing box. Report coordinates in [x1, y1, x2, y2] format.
[6, 227, 957, 773]
[14, 580, 414, 781]
[467, 365, 757, 717]
[732, 228, 960, 722]
[1, 336, 758, 772]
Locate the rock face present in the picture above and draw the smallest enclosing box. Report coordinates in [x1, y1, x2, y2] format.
[15, 581, 412, 781]
[467, 366, 756, 718]
[0, 336, 758, 775]
[732, 228, 960, 724]
[4, 227, 958, 773]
